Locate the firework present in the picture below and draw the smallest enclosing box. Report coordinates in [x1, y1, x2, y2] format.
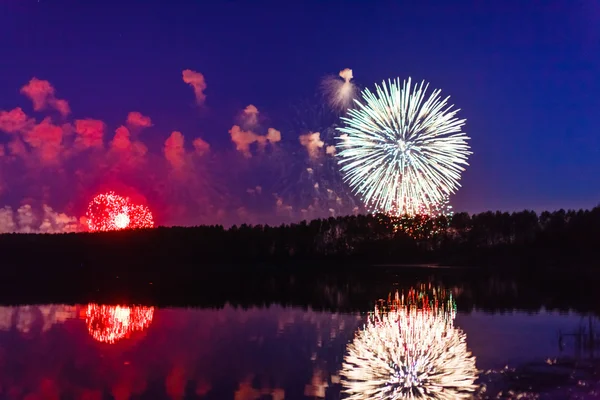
[86, 191, 154, 231]
[321, 68, 358, 112]
[85, 304, 154, 344]
[336, 77, 471, 216]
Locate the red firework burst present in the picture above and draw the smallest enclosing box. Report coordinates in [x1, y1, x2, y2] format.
[86, 191, 154, 232]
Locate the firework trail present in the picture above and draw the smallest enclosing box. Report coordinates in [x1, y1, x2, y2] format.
[321, 68, 358, 113]
[341, 286, 477, 399]
[336, 77, 471, 217]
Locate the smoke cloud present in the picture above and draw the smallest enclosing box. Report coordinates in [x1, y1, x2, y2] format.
[164, 131, 186, 169]
[241, 105, 259, 128]
[0, 204, 82, 233]
[20, 78, 71, 117]
[24, 117, 64, 164]
[299, 132, 324, 159]
[192, 138, 210, 156]
[74, 119, 105, 149]
[229, 125, 281, 158]
[182, 69, 207, 105]
[0, 108, 34, 133]
[126, 112, 153, 129]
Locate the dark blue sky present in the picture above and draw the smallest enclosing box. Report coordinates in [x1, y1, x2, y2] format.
[0, 0, 599, 216]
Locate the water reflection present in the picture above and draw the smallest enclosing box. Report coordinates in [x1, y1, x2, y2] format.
[341, 285, 477, 399]
[0, 304, 364, 399]
[0, 288, 599, 398]
[85, 304, 154, 344]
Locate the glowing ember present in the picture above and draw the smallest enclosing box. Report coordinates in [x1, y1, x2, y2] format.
[86, 191, 154, 231]
[85, 304, 155, 344]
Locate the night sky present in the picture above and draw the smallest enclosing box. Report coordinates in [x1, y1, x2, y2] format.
[0, 0, 598, 229]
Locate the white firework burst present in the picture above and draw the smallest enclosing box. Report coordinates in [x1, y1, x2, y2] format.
[341, 308, 478, 399]
[336, 78, 471, 216]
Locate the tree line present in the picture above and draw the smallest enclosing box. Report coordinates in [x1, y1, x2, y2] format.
[1, 207, 599, 272]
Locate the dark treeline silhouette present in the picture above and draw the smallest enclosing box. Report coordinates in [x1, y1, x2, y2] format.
[2, 207, 600, 271]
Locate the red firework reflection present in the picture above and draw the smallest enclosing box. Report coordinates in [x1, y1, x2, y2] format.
[85, 304, 155, 344]
[86, 191, 154, 231]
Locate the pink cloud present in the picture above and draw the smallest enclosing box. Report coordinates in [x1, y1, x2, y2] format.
[241, 105, 259, 127]
[24, 118, 64, 163]
[74, 119, 105, 149]
[164, 131, 186, 169]
[126, 112, 153, 128]
[192, 137, 210, 156]
[0, 108, 34, 133]
[20, 78, 70, 117]
[111, 126, 132, 152]
[182, 69, 207, 105]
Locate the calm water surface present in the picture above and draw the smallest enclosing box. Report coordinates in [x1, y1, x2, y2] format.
[0, 302, 597, 399]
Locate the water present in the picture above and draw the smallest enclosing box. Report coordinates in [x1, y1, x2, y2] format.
[1, 301, 599, 399]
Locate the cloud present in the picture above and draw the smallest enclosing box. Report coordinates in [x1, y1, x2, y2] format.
[0, 108, 34, 133]
[0, 204, 80, 233]
[229, 125, 281, 158]
[182, 69, 207, 105]
[325, 145, 336, 155]
[126, 112, 153, 129]
[111, 126, 132, 152]
[74, 119, 105, 149]
[266, 128, 281, 143]
[23, 118, 64, 163]
[229, 126, 258, 158]
[109, 126, 148, 167]
[241, 105, 259, 127]
[7, 139, 27, 157]
[20, 78, 70, 117]
[299, 132, 324, 159]
[192, 137, 210, 156]
[164, 131, 186, 169]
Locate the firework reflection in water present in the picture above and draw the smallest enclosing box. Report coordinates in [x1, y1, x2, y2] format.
[85, 304, 154, 344]
[341, 288, 477, 399]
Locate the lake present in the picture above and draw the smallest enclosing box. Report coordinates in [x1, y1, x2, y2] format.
[1, 273, 600, 399]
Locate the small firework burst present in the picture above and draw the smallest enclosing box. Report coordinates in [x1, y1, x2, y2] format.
[321, 68, 358, 113]
[341, 286, 477, 399]
[86, 191, 154, 231]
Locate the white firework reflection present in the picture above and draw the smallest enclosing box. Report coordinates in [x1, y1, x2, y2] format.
[336, 78, 471, 216]
[341, 302, 477, 399]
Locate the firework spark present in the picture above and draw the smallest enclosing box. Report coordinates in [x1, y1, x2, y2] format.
[85, 304, 154, 344]
[86, 191, 154, 231]
[336, 78, 471, 216]
[341, 286, 477, 399]
[321, 68, 358, 113]
[384, 196, 454, 239]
